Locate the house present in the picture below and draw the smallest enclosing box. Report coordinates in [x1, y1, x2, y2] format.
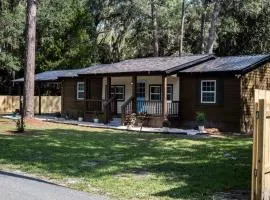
[59, 55, 214, 127]
[14, 54, 270, 133]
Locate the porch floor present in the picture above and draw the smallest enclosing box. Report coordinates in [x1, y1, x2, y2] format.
[34, 115, 205, 136]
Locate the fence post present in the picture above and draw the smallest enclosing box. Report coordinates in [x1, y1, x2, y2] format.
[256, 99, 265, 200]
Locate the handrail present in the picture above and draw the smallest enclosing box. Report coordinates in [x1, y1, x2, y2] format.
[121, 96, 135, 114]
[104, 95, 117, 124]
[104, 95, 117, 106]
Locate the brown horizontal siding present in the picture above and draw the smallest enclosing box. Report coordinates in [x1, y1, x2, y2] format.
[62, 78, 85, 118]
[179, 75, 241, 132]
[241, 63, 270, 133]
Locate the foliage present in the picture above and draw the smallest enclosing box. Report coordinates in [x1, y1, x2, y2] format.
[124, 113, 137, 127]
[16, 118, 25, 132]
[0, 0, 269, 76]
[0, 119, 252, 199]
[162, 119, 171, 127]
[196, 111, 206, 125]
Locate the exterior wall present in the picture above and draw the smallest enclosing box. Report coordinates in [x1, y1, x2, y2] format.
[61, 78, 85, 118]
[179, 75, 241, 132]
[241, 63, 270, 133]
[102, 75, 180, 114]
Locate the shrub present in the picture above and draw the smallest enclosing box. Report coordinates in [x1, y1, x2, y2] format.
[124, 113, 137, 127]
[195, 112, 206, 125]
[55, 112, 61, 118]
[162, 120, 171, 127]
[16, 118, 25, 133]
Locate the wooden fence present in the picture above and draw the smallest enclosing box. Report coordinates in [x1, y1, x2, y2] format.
[0, 95, 61, 114]
[252, 89, 270, 200]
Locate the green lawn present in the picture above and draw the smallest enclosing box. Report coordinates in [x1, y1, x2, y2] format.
[0, 118, 252, 200]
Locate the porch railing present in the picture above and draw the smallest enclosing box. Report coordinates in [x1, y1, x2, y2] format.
[85, 95, 117, 123]
[85, 99, 106, 112]
[121, 98, 180, 117]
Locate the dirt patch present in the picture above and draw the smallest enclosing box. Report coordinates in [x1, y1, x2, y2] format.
[24, 118, 45, 127]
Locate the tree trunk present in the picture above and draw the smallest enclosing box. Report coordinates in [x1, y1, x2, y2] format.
[205, 0, 221, 54]
[200, 10, 206, 54]
[23, 0, 37, 118]
[151, 0, 159, 57]
[179, 0, 186, 56]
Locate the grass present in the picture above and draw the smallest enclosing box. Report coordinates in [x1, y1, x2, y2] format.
[0, 118, 252, 200]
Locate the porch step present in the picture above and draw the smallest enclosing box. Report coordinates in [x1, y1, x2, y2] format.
[108, 117, 122, 127]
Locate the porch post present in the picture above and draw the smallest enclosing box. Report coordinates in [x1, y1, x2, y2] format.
[162, 75, 168, 120]
[84, 77, 88, 112]
[106, 76, 111, 100]
[38, 82, 41, 115]
[132, 75, 137, 113]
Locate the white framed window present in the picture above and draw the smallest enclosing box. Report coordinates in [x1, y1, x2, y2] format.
[77, 82, 85, 100]
[149, 85, 173, 101]
[150, 85, 161, 101]
[201, 80, 216, 103]
[110, 85, 125, 101]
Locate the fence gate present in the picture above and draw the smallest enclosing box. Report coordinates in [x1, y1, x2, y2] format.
[252, 99, 270, 200]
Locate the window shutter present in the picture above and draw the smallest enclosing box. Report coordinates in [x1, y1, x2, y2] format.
[216, 79, 224, 105]
[196, 79, 201, 105]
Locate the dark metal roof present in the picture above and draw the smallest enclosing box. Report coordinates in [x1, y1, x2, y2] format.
[13, 67, 95, 82]
[13, 55, 214, 82]
[179, 55, 270, 74]
[78, 55, 214, 76]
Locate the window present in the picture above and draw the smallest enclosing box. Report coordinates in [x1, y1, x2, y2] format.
[137, 82, 145, 98]
[201, 80, 216, 103]
[167, 85, 173, 101]
[111, 85, 125, 101]
[150, 85, 161, 101]
[149, 85, 173, 101]
[77, 82, 85, 100]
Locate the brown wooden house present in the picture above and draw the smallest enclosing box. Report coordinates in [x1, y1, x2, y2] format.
[59, 55, 214, 127]
[15, 54, 270, 133]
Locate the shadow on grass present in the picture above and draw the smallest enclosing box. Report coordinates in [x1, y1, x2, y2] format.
[0, 127, 252, 199]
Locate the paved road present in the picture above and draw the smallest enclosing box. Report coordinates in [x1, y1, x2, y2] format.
[0, 171, 109, 200]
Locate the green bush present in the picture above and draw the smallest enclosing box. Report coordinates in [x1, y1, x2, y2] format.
[195, 112, 206, 125]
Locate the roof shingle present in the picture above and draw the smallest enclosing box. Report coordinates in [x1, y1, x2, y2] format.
[179, 55, 270, 73]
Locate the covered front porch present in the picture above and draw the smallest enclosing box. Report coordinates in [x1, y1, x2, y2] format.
[82, 74, 180, 127]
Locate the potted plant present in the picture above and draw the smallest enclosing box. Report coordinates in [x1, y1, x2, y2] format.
[93, 111, 100, 123]
[78, 112, 84, 122]
[65, 112, 69, 120]
[162, 120, 171, 132]
[195, 112, 206, 132]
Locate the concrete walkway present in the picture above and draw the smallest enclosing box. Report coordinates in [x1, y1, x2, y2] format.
[35, 115, 204, 136]
[0, 171, 109, 200]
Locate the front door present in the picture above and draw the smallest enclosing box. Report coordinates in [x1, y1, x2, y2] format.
[136, 81, 146, 112]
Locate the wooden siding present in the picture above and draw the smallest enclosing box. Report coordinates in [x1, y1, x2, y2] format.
[241, 63, 270, 133]
[180, 75, 241, 132]
[62, 78, 85, 118]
